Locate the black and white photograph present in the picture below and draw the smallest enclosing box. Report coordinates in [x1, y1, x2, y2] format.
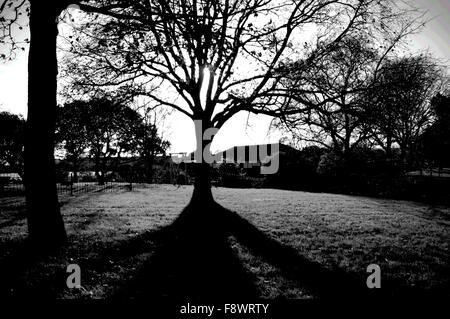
[0, 0, 449, 313]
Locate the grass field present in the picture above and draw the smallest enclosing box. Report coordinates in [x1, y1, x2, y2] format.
[0, 184, 449, 299]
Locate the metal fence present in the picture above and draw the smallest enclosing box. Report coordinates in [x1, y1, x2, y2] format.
[0, 173, 137, 209]
[0, 173, 134, 195]
[0, 167, 268, 210]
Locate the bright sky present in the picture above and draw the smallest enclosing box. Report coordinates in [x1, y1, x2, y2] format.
[0, 0, 448, 153]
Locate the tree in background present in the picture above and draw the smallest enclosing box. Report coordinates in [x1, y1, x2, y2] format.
[55, 101, 91, 182]
[274, 2, 425, 160]
[56, 97, 169, 184]
[421, 94, 450, 169]
[0, 111, 25, 178]
[363, 55, 445, 169]
[87, 98, 138, 185]
[275, 36, 380, 157]
[135, 110, 170, 183]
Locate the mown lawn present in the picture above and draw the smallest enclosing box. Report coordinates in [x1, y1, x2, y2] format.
[0, 184, 449, 298]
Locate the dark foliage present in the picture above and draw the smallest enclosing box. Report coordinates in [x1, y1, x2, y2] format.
[0, 111, 25, 178]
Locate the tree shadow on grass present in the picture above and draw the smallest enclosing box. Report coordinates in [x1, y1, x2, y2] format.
[3, 199, 434, 300]
[111, 199, 376, 301]
[112, 200, 259, 300]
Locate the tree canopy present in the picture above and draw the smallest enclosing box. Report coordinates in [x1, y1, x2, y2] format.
[363, 54, 445, 166]
[61, 0, 416, 130]
[56, 96, 170, 183]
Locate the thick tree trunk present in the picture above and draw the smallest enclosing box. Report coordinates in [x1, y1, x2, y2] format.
[24, 2, 67, 248]
[190, 118, 214, 204]
[192, 162, 213, 203]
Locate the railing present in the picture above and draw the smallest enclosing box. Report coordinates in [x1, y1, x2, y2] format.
[0, 173, 136, 209]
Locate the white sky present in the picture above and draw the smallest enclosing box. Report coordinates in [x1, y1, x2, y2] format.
[0, 0, 448, 153]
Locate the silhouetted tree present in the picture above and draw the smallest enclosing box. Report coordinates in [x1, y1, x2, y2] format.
[62, 0, 401, 203]
[274, 6, 425, 160]
[57, 97, 137, 184]
[23, 0, 71, 248]
[363, 55, 445, 169]
[87, 98, 137, 184]
[56, 97, 169, 184]
[421, 94, 450, 169]
[1, 0, 139, 249]
[276, 36, 380, 157]
[135, 112, 170, 183]
[55, 101, 91, 182]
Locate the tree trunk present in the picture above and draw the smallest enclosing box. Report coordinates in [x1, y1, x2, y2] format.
[192, 162, 213, 203]
[24, 1, 67, 249]
[190, 118, 214, 204]
[71, 156, 79, 183]
[97, 171, 105, 185]
[386, 134, 392, 159]
[399, 143, 408, 171]
[94, 154, 105, 185]
[146, 154, 154, 184]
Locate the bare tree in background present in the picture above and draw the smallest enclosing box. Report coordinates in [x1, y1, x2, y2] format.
[275, 35, 379, 156]
[363, 54, 446, 168]
[273, 2, 426, 158]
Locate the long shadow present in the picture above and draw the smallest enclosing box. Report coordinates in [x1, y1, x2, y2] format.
[112, 199, 377, 300]
[113, 200, 259, 300]
[222, 208, 370, 300]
